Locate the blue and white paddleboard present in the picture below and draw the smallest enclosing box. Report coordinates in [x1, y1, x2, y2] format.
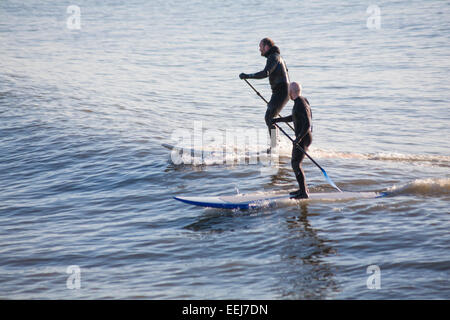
[174, 191, 388, 209]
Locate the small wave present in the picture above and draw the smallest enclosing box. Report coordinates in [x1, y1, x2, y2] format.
[170, 150, 277, 166]
[386, 178, 450, 196]
[166, 143, 286, 166]
[310, 149, 450, 168]
[165, 141, 449, 168]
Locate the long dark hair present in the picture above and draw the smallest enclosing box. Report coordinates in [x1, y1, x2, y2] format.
[260, 37, 275, 48]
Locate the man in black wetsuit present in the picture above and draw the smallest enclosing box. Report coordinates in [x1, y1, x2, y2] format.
[239, 38, 289, 148]
[272, 82, 312, 199]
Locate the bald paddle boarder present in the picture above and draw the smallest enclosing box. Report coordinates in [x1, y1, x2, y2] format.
[272, 82, 312, 199]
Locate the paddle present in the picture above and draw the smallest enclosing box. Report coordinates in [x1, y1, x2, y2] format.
[275, 123, 342, 192]
[242, 78, 342, 192]
[243, 79, 295, 132]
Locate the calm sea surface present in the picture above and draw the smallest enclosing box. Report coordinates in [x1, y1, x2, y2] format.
[0, 0, 449, 299]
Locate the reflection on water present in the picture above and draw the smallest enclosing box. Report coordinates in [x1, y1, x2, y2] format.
[183, 210, 243, 233]
[184, 203, 340, 299]
[277, 203, 339, 299]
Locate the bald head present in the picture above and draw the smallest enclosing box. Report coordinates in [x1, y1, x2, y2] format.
[289, 82, 302, 100]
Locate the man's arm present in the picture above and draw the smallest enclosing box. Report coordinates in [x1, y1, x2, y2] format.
[250, 54, 278, 79]
[272, 115, 293, 124]
[240, 54, 278, 79]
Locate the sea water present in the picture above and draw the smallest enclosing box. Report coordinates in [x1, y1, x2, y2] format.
[0, 0, 449, 299]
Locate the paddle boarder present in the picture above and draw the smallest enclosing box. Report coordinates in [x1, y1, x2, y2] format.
[272, 82, 312, 199]
[239, 38, 289, 148]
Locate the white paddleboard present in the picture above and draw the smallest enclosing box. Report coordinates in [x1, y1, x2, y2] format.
[174, 191, 388, 209]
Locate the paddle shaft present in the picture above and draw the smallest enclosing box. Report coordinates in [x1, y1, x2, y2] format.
[274, 122, 323, 171]
[276, 119, 342, 192]
[243, 78, 342, 192]
[243, 79, 295, 132]
[243, 79, 314, 160]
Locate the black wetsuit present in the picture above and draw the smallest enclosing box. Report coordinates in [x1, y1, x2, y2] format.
[274, 96, 312, 197]
[245, 46, 290, 136]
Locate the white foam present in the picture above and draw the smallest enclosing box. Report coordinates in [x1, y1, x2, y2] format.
[309, 148, 450, 167]
[166, 139, 450, 168]
[386, 178, 450, 196]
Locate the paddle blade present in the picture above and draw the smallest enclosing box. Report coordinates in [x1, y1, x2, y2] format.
[321, 168, 342, 192]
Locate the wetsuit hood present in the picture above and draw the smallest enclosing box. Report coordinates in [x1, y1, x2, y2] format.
[264, 45, 281, 58]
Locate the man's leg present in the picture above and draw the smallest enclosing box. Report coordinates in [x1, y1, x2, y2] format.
[264, 105, 279, 149]
[290, 145, 309, 199]
[264, 85, 289, 148]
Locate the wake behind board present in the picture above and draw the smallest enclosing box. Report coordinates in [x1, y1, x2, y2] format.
[162, 143, 220, 155]
[162, 143, 272, 163]
[162, 143, 267, 155]
[174, 191, 388, 209]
